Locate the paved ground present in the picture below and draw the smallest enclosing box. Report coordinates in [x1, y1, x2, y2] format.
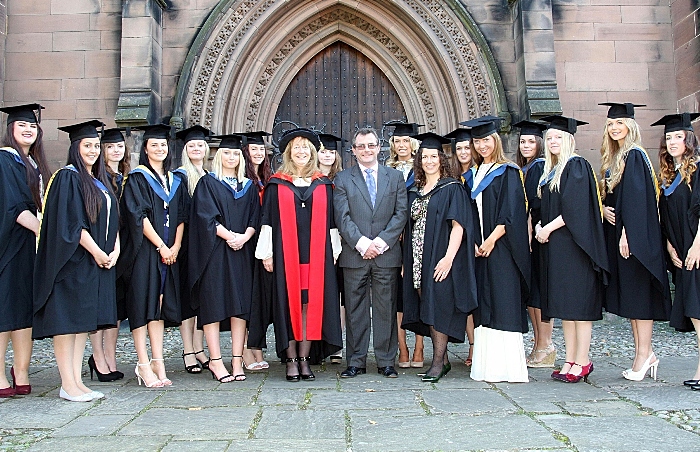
[2, 315, 700, 451]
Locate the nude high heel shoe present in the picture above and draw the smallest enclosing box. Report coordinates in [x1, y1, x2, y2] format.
[135, 363, 164, 388]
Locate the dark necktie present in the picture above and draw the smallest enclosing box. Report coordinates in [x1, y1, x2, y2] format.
[365, 168, 376, 207]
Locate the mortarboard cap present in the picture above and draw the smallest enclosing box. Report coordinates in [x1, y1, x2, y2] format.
[460, 115, 502, 139]
[319, 133, 343, 151]
[650, 113, 700, 135]
[412, 132, 451, 150]
[278, 128, 321, 154]
[175, 125, 212, 143]
[101, 127, 127, 144]
[542, 115, 588, 135]
[384, 120, 422, 137]
[599, 102, 645, 119]
[513, 120, 547, 138]
[140, 124, 173, 141]
[0, 103, 44, 125]
[214, 134, 245, 149]
[444, 128, 472, 143]
[240, 131, 270, 146]
[58, 120, 105, 143]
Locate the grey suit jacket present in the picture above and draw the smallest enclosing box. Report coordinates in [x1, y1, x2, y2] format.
[334, 163, 408, 268]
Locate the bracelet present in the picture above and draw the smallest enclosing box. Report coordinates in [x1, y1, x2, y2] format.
[156, 242, 166, 251]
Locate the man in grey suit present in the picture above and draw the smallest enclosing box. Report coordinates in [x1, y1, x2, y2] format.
[334, 127, 408, 378]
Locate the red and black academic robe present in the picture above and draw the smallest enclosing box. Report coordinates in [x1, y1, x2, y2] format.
[660, 166, 700, 332]
[117, 167, 187, 330]
[401, 178, 478, 342]
[188, 174, 260, 327]
[467, 163, 531, 333]
[0, 149, 36, 332]
[602, 148, 671, 320]
[523, 158, 544, 309]
[33, 167, 119, 339]
[539, 156, 609, 321]
[254, 173, 342, 360]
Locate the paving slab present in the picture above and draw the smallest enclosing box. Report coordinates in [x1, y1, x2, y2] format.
[421, 388, 519, 415]
[227, 439, 347, 451]
[309, 387, 420, 410]
[350, 412, 562, 451]
[162, 440, 231, 452]
[559, 399, 644, 417]
[253, 408, 346, 440]
[542, 414, 700, 451]
[152, 389, 257, 408]
[611, 384, 700, 411]
[255, 388, 308, 406]
[262, 374, 339, 389]
[1, 395, 94, 428]
[52, 413, 133, 437]
[117, 406, 258, 440]
[26, 436, 168, 451]
[88, 387, 162, 414]
[496, 380, 617, 413]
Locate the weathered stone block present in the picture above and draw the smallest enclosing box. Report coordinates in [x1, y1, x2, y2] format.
[594, 23, 672, 41]
[101, 30, 121, 50]
[51, 0, 100, 15]
[7, 0, 51, 15]
[552, 5, 622, 23]
[122, 16, 155, 39]
[564, 62, 649, 91]
[85, 50, 121, 78]
[615, 40, 674, 63]
[8, 14, 90, 33]
[675, 60, 700, 98]
[121, 37, 155, 67]
[3, 79, 62, 101]
[6, 51, 85, 79]
[6, 32, 53, 53]
[555, 40, 615, 62]
[53, 31, 102, 52]
[62, 78, 100, 100]
[524, 51, 557, 80]
[621, 6, 672, 24]
[523, 10, 553, 30]
[523, 29, 556, 52]
[673, 13, 697, 50]
[553, 22, 594, 40]
[89, 12, 121, 31]
[671, 0, 700, 24]
[675, 35, 700, 72]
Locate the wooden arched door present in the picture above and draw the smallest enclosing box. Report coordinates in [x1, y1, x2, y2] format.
[274, 41, 407, 168]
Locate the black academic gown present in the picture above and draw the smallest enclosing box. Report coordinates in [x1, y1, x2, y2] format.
[469, 164, 530, 333]
[660, 166, 700, 332]
[602, 148, 671, 320]
[523, 159, 544, 309]
[397, 168, 415, 314]
[117, 168, 187, 330]
[401, 178, 478, 342]
[33, 168, 119, 339]
[254, 174, 342, 360]
[539, 157, 609, 321]
[108, 170, 128, 322]
[173, 169, 196, 321]
[248, 182, 274, 349]
[0, 149, 36, 332]
[189, 174, 260, 327]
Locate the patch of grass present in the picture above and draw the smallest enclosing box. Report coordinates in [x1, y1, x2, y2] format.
[247, 407, 264, 439]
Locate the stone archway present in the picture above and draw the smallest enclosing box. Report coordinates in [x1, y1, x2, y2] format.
[171, 0, 508, 136]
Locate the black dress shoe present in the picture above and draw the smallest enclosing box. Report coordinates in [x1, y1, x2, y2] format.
[378, 366, 398, 378]
[691, 383, 700, 391]
[340, 366, 366, 378]
[684, 379, 700, 386]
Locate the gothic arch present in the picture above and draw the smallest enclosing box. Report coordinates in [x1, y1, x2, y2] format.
[171, 0, 508, 134]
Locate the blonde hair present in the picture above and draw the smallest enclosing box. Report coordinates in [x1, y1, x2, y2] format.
[180, 140, 210, 195]
[470, 133, 510, 166]
[318, 145, 343, 180]
[599, 118, 643, 199]
[538, 128, 576, 196]
[211, 147, 246, 181]
[386, 135, 419, 168]
[278, 136, 319, 177]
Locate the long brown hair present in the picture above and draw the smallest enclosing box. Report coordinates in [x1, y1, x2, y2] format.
[67, 139, 112, 223]
[658, 130, 700, 189]
[243, 143, 272, 186]
[413, 146, 454, 188]
[102, 141, 131, 192]
[515, 135, 544, 168]
[470, 133, 510, 166]
[2, 122, 51, 211]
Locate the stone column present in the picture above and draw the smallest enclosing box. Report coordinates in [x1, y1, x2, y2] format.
[672, 0, 700, 123]
[514, 0, 561, 119]
[115, 0, 166, 126]
[0, 0, 6, 104]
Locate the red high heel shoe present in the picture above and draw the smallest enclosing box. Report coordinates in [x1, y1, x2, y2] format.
[11, 367, 31, 395]
[551, 362, 574, 381]
[564, 362, 594, 383]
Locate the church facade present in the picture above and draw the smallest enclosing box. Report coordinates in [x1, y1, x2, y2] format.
[0, 0, 697, 167]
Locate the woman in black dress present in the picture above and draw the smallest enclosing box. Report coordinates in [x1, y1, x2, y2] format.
[240, 131, 272, 370]
[118, 124, 187, 388]
[189, 134, 260, 382]
[462, 116, 531, 383]
[535, 116, 609, 383]
[514, 120, 555, 368]
[34, 120, 119, 401]
[87, 127, 129, 383]
[401, 132, 477, 382]
[254, 128, 342, 381]
[599, 103, 671, 381]
[654, 113, 700, 388]
[0, 104, 50, 397]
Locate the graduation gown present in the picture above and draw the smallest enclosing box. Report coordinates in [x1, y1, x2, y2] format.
[523, 158, 544, 309]
[0, 149, 36, 332]
[539, 156, 609, 321]
[401, 178, 478, 342]
[468, 163, 530, 333]
[188, 174, 260, 326]
[660, 166, 700, 332]
[397, 168, 415, 314]
[173, 169, 196, 321]
[248, 181, 274, 349]
[33, 167, 118, 339]
[117, 167, 187, 330]
[108, 170, 128, 322]
[602, 148, 671, 320]
[255, 174, 342, 360]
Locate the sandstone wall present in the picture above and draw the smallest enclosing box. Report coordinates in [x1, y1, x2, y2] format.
[671, 0, 700, 133]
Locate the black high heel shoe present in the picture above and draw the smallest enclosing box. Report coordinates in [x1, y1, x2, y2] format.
[298, 357, 315, 381]
[207, 357, 235, 383]
[88, 355, 119, 382]
[182, 351, 203, 374]
[285, 357, 300, 382]
[195, 350, 210, 370]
